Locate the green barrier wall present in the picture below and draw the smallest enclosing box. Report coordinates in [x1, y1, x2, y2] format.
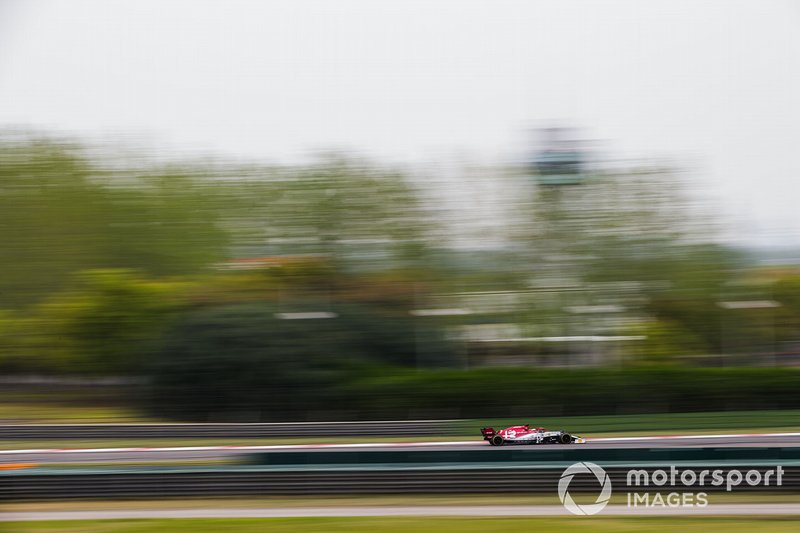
[248, 447, 800, 466]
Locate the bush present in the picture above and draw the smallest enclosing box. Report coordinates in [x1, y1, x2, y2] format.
[344, 367, 800, 419]
[148, 303, 348, 420]
[149, 304, 800, 423]
[147, 301, 457, 420]
[1, 270, 189, 375]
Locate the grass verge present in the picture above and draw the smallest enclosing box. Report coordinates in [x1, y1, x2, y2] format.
[5, 517, 800, 532]
[4, 492, 800, 513]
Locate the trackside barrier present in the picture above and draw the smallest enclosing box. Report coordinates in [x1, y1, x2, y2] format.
[246, 446, 800, 466]
[1, 465, 799, 500]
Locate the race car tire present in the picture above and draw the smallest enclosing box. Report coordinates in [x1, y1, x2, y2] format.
[560, 433, 572, 444]
[490, 435, 504, 446]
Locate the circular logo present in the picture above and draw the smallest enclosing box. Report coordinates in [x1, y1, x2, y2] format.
[558, 462, 612, 515]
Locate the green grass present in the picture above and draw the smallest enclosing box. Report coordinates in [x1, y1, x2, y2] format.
[0, 402, 157, 424]
[5, 517, 800, 533]
[2, 400, 798, 434]
[4, 492, 800, 513]
[2, 381, 799, 433]
[0, 386, 157, 423]
[3, 380, 800, 432]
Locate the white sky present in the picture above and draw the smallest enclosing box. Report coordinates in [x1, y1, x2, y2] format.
[2, 0, 799, 246]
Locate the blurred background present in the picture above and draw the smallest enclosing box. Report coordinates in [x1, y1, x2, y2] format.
[0, 0, 799, 424]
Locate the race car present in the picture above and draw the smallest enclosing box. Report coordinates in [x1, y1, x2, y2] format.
[480, 424, 585, 446]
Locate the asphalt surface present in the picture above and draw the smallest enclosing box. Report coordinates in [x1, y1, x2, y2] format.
[3, 433, 800, 464]
[2, 504, 800, 520]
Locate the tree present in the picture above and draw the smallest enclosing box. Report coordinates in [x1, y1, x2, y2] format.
[148, 302, 354, 420]
[30, 269, 189, 374]
[216, 156, 433, 271]
[502, 159, 744, 360]
[147, 297, 458, 420]
[0, 134, 229, 306]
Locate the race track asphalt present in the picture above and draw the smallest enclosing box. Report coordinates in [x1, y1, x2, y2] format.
[3, 432, 800, 464]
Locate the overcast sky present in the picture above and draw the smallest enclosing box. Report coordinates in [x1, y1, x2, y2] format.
[2, 0, 799, 246]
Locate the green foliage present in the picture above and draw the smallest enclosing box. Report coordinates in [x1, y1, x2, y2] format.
[148, 359, 800, 421]
[0, 310, 61, 374]
[147, 301, 458, 420]
[772, 274, 800, 344]
[0, 135, 228, 306]
[215, 156, 433, 269]
[334, 302, 456, 368]
[0, 269, 189, 374]
[625, 319, 707, 365]
[148, 303, 355, 420]
[773, 274, 800, 313]
[6, 132, 800, 427]
[346, 366, 800, 420]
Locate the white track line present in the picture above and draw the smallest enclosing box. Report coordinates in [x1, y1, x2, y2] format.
[587, 432, 800, 442]
[0, 441, 474, 456]
[1, 432, 799, 456]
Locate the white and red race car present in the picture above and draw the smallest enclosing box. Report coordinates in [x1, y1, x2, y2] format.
[480, 424, 585, 446]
